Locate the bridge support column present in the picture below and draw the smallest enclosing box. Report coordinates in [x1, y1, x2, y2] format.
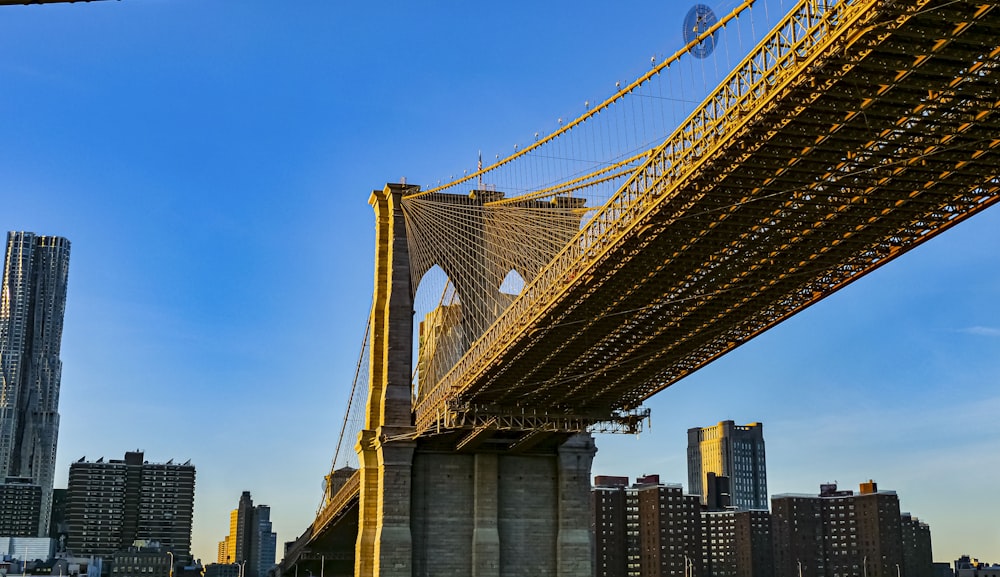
[373, 435, 416, 576]
[410, 434, 596, 577]
[356, 184, 417, 577]
[472, 453, 500, 577]
[556, 434, 597, 577]
[355, 430, 379, 576]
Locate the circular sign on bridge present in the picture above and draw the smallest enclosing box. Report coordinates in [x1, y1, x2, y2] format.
[683, 4, 718, 59]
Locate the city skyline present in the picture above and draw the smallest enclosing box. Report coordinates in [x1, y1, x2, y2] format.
[2, 0, 998, 565]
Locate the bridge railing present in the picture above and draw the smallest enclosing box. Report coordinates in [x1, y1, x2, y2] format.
[312, 469, 361, 535]
[413, 0, 886, 433]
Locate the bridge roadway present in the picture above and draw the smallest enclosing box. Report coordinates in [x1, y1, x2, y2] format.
[279, 0, 1000, 575]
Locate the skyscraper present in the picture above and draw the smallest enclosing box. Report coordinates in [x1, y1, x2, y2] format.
[0, 231, 71, 537]
[219, 492, 277, 577]
[250, 505, 276, 577]
[687, 420, 767, 511]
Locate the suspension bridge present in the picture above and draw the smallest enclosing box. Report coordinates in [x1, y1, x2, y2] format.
[275, 0, 1000, 575]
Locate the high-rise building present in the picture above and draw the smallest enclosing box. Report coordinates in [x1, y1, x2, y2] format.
[631, 475, 702, 577]
[901, 513, 934, 577]
[217, 528, 230, 565]
[687, 421, 767, 511]
[593, 473, 774, 577]
[66, 451, 196, 563]
[592, 476, 629, 577]
[0, 477, 42, 536]
[219, 492, 277, 577]
[0, 232, 71, 537]
[250, 505, 276, 577]
[701, 509, 774, 577]
[235, 492, 254, 566]
[771, 480, 932, 577]
[216, 509, 239, 564]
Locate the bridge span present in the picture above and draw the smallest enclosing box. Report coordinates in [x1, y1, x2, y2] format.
[279, 0, 1000, 575]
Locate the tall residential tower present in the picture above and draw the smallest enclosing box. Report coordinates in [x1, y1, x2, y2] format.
[687, 420, 767, 511]
[0, 231, 71, 536]
[66, 451, 196, 562]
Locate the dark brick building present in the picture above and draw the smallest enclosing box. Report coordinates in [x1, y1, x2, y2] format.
[702, 509, 773, 577]
[66, 451, 196, 563]
[633, 476, 702, 577]
[0, 477, 42, 536]
[592, 476, 630, 577]
[771, 480, 932, 577]
[901, 512, 934, 577]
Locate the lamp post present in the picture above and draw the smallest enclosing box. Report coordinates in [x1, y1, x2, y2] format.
[798, 560, 803, 577]
[896, 563, 902, 577]
[238, 559, 247, 577]
[863, 555, 868, 577]
[167, 551, 174, 577]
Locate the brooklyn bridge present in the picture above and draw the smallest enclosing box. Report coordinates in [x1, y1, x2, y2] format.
[267, 0, 1000, 575]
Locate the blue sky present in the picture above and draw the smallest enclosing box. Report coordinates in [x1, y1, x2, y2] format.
[2, 0, 998, 565]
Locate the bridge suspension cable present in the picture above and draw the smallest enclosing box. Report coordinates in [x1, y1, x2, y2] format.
[402, 0, 775, 427]
[321, 306, 371, 508]
[408, 0, 759, 203]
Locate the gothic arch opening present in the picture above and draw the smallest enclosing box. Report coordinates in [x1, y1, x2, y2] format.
[412, 264, 465, 403]
[499, 268, 525, 296]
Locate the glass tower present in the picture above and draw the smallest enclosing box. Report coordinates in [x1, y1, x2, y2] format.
[687, 420, 768, 511]
[0, 231, 71, 536]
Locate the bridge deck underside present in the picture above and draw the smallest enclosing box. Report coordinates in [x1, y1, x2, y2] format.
[424, 1, 1000, 433]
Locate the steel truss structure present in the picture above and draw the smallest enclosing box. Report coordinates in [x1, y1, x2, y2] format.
[410, 0, 1000, 436]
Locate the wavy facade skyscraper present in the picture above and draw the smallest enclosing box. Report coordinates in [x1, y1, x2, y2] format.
[0, 231, 71, 536]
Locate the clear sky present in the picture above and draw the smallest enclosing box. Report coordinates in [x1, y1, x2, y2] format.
[2, 0, 998, 566]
